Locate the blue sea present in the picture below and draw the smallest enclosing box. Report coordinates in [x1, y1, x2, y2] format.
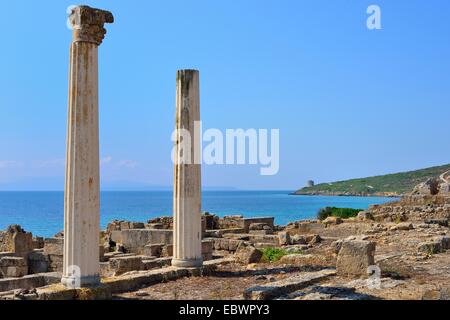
[0, 191, 396, 238]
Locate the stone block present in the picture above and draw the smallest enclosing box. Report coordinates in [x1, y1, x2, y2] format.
[27, 250, 49, 274]
[357, 211, 374, 221]
[253, 242, 277, 249]
[234, 245, 262, 264]
[43, 238, 63, 256]
[291, 235, 307, 245]
[243, 217, 274, 233]
[110, 230, 122, 243]
[205, 228, 246, 238]
[47, 254, 63, 272]
[278, 254, 325, 266]
[106, 220, 122, 233]
[147, 216, 173, 229]
[305, 234, 322, 245]
[162, 244, 173, 257]
[390, 223, 414, 231]
[130, 222, 145, 229]
[243, 269, 336, 300]
[146, 223, 164, 229]
[222, 233, 250, 241]
[203, 214, 218, 230]
[121, 229, 173, 254]
[0, 256, 28, 278]
[248, 234, 279, 246]
[109, 256, 144, 276]
[249, 222, 272, 231]
[218, 215, 244, 229]
[13, 232, 33, 256]
[278, 231, 291, 246]
[120, 221, 131, 230]
[0, 272, 59, 293]
[212, 238, 244, 252]
[322, 216, 343, 227]
[143, 244, 163, 257]
[336, 240, 376, 277]
[417, 236, 450, 254]
[287, 220, 325, 234]
[32, 237, 45, 250]
[0, 225, 33, 256]
[249, 230, 272, 235]
[285, 245, 309, 252]
[201, 240, 213, 261]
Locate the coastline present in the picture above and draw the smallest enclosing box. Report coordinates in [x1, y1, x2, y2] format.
[290, 192, 402, 198]
[0, 191, 396, 238]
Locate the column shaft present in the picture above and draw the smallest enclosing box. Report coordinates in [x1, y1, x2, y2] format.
[172, 70, 203, 268]
[62, 41, 100, 287]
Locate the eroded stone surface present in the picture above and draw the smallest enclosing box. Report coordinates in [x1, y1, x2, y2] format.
[336, 240, 376, 277]
[68, 6, 114, 45]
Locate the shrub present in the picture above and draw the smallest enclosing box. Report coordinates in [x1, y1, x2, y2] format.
[317, 207, 363, 221]
[317, 207, 333, 220]
[261, 247, 289, 263]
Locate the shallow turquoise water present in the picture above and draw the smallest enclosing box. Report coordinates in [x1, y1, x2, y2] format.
[0, 191, 397, 237]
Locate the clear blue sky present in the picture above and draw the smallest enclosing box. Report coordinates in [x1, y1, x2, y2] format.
[0, 0, 449, 191]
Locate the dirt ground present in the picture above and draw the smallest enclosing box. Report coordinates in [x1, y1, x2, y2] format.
[114, 263, 325, 300]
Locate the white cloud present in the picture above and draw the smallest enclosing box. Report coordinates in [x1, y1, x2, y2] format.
[0, 160, 24, 169]
[100, 156, 113, 166]
[117, 160, 138, 169]
[35, 159, 65, 168]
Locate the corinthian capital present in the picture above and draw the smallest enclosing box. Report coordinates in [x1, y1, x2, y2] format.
[69, 5, 114, 45]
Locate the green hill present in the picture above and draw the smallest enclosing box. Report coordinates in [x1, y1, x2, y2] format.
[294, 163, 450, 197]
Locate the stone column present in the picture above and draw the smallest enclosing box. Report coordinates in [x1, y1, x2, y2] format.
[172, 70, 203, 268]
[62, 6, 113, 288]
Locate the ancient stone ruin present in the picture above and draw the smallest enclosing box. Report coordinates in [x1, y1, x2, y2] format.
[1, 5, 450, 301]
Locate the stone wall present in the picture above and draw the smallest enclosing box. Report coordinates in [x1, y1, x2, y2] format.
[0, 231, 8, 252]
[285, 220, 325, 235]
[368, 201, 450, 222]
[0, 225, 33, 257]
[121, 229, 173, 255]
[107, 220, 146, 233]
[217, 215, 244, 229]
[243, 217, 275, 233]
[216, 216, 275, 233]
[203, 213, 220, 230]
[147, 217, 173, 229]
[43, 238, 64, 272]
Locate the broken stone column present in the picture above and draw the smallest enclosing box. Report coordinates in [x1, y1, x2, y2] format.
[172, 70, 203, 268]
[62, 6, 113, 288]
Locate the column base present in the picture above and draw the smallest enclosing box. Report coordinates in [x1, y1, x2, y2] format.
[61, 274, 101, 288]
[171, 258, 203, 268]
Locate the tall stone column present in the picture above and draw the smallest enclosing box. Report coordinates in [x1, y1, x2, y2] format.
[62, 6, 113, 288]
[172, 70, 203, 268]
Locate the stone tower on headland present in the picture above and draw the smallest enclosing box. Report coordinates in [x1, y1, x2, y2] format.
[306, 180, 315, 188]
